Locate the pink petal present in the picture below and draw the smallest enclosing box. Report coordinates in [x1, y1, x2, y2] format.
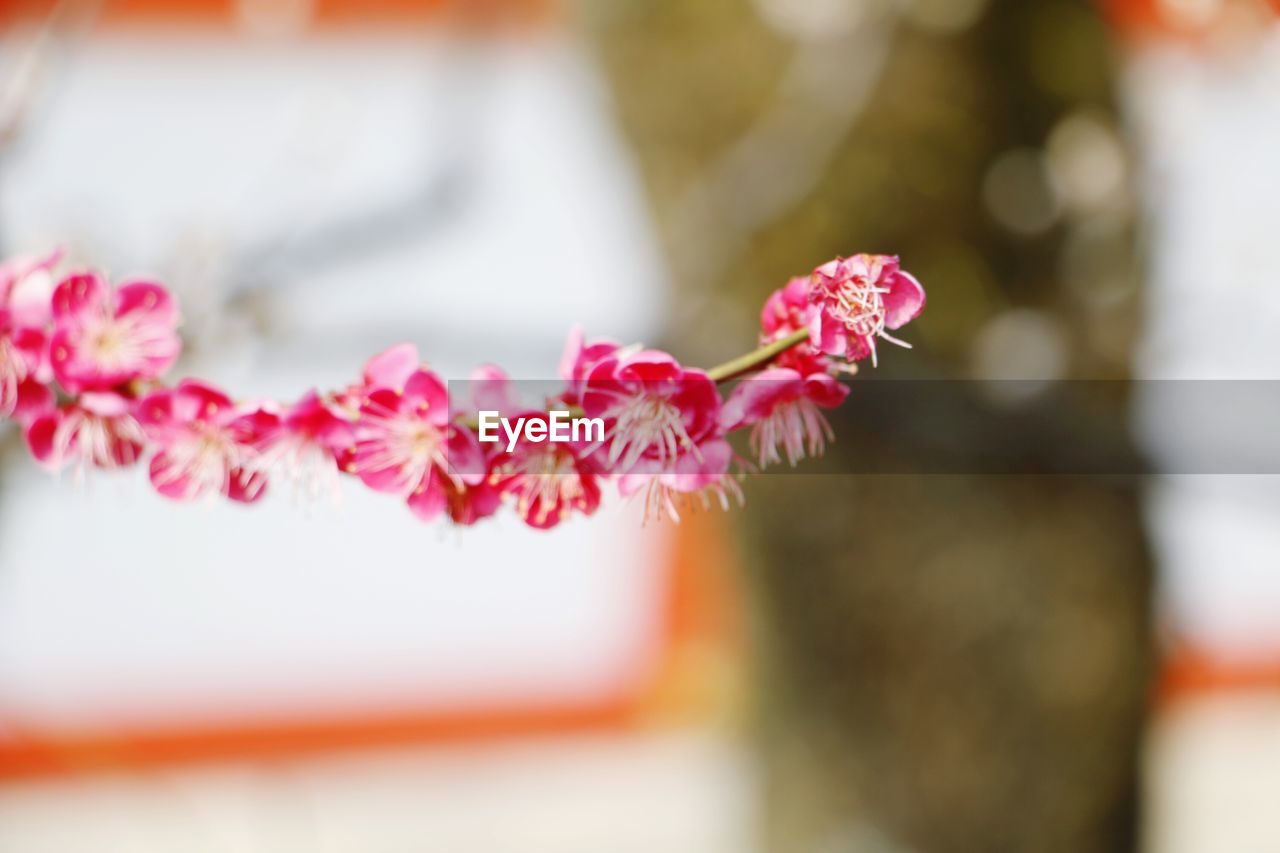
[285, 390, 355, 452]
[467, 364, 515, 416]
[79, 391, 133, 417]
[363, 343, 419, 391]
[115, 281, 179, 326]
[558, 325, 620, 384]
[135, 388, 177, 435]
[51, 272, 107, 323]
[11, 379, 54, 425]
[25, 412, 59, 465]
[446, 479, 502, 526]
[359, 387, 403, 419]
[721, 368, 802, 430]
[402, 369, 450, 426]
[808, 310, 848, 357]
[883, 269, 926, 330]
[229, 406, 282, 449]
[798, 373, 849, 407]
[557, 325, 586, 381]
[669, 369, 722, 440]
[149, 452, 200, 501]
[801, 373, 849, 408]
[406, 469, 447, 522]
[173, 380, 235, 423]
[3, 249, 62, 327]
[224, 468, 269, 504]
[354, 442, 419, 495]
[616, 350, 681, 383]
[446, 425, 486, 486]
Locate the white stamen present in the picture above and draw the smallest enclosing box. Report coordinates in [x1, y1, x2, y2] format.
[830, 266, 913, 367]
[491, 446, 588, 526]
[47, 409, 145, 484]
[636, 474, 744, 525]
[750, 398, 834, 469]
[154, 424, 256, 501]
[260, 436, 344, 509]
[597, 391, 700, 472]
[79, 302, 172, 373]
[356, 398, 458, 496]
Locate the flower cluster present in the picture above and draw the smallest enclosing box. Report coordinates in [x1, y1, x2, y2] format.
[0, 251, 924, 527]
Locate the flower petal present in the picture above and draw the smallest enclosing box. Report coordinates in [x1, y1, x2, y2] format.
[149, 451, 200, 501]
[407, 468, 447, 522]
[51, 272, 107, 323]
[403, 369, 450, 426]
[363, 343, 419, 391]
[115, 281, 179, 326]
[225, 467, 269, 504]
[883, 269, 927, 330]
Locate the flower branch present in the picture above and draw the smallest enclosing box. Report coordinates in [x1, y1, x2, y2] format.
[0, 251, 924, 528]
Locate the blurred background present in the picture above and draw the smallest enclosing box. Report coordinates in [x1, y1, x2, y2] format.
[0, 0, 1278, 850]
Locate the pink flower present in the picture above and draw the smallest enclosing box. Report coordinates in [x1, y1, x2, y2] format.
[808, 254, 925, 366]
[26, 391, 146, 473]
[137, 380, 279, 503]
[722, 367, 848, 468]
[457, 363, 603, 528]
[580, 350, 723, 475]
[487, 413, 604, 529]
[617, 438, 741, 523]
[49, 272, 181, 392]
[558, 326, 622, 405]
[759, 277, 836, 376]
[261, 390, 357, 503]
[352, 368, 486, 522]
[0, 248, 62, 328]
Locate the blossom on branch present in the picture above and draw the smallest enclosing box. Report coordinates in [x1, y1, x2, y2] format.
[807, 254, 925, 366]
[0, 248, 925, 528]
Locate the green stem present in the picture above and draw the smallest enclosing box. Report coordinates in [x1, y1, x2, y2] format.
[706, 328, 809, 383]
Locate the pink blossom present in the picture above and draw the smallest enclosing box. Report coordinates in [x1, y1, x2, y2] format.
[262, 390, 357, 503]
[580, 350, 722, 475]
[352, 368, 486, 523]
[760, 276, 833, 376]
[49, 272, 181, 392]
[808, 254, 925, 366]
[456, 363, 603, 528]
[558, 325, 622, 405]
[136, 380, 279, 503]
[27, 391, 146, 473]
[0, 248, 62, 328]
[617, 438, 741, 523]
[487, 412, 604, 529]
[722, 367, 848, 468]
